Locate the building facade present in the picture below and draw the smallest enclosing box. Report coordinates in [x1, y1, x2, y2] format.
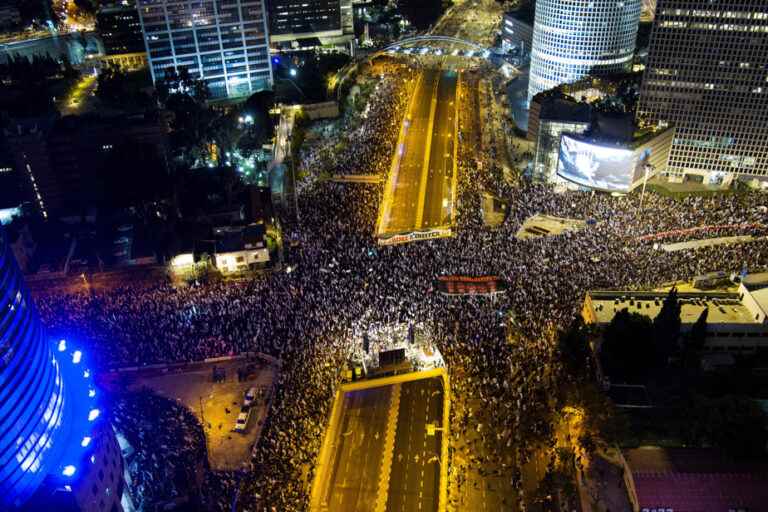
[501, 9, 534, 54]
[97, 3, 146, 56]
[637, 1, 768, 184]
[527, 0, 641, 104]
[267, 0, 353, 50]
[136, 0, 272, 99]
[531, 95, 592, 182]
[0, 227, 124, 511]
[4, 114, 168, 218]
[583, 290, 768, 354]
[97, 2, 148, 71]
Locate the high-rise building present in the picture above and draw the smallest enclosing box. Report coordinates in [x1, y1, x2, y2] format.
[501, 7, 534, 55]
[637, 1, 768, 184]
[98, 3, 145, 55]
[268, 0, 353, 50]
[527, 0, 641, 104]
[136, 0, 273, 99]
[97, 2, 148, 70]
[5, 113, 168, 218]
[0, 227, 126, 511]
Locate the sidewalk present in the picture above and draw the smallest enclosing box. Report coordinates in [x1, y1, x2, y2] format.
[577, 449, 634, 512]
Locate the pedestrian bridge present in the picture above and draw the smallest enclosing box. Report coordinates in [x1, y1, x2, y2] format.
[381, 35, 491, 59]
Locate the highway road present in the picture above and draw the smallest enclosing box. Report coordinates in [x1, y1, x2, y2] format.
[386, 378, 443, 512]
[379, 68, 458, 237]
[322, 386, 391, 512]
[421, 71, 458, 229]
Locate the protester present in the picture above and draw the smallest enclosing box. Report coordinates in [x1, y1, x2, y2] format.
[33, 61, 768, 511]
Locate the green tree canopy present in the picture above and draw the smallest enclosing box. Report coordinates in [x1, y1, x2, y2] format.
[600, 308, 655, 382]
[653, 287, 682, 366]
[557, 317, 594, 383]
[683, 394, 768, 459]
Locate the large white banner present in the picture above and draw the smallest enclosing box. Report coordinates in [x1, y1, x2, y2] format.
[378, 227, 452, 246]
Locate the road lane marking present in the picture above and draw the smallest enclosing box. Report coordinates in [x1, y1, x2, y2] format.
[415, 70, 440, 229]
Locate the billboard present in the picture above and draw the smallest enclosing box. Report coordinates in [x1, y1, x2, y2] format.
[557, 135, 643, 192]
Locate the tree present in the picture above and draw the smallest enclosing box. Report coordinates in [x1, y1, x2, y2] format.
[557, 317, 594, 383]
[653, 287, 682, 367]
[567, 383, 631, 449]
[101, 139, 170, 209]
[397, 0, 446, 30]
[165, 92, 216, 167]
[156, 67, 209, 105]
[96, 63, 124, 103]
[687, 307, 708, 353]
[683, 394, 768, 459]
[239, 90, 275, 157]
[682, 308, 708, 384]
[600, 308, 655, 382]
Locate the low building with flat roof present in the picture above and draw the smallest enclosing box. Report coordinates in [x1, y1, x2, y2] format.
[582, 290, 768, 354]
[624, 447, 768, 512]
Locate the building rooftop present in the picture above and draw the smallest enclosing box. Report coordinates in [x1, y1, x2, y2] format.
[586, 290, 757, 325]
[742, 272, 768, 290]
[539, 96, 592, 124]
[625, 447, 768, 512]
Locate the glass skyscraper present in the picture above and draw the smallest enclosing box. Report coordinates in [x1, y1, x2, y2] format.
[528, 0, 641, 104]
[1, 228, 122, 510]
[638, 0, 768, 183]
[136, 0, 272, 99]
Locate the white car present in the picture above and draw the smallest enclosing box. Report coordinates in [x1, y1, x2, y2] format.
[243, 387, 258, 407]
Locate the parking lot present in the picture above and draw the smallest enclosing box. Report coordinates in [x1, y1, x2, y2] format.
[125, 358, 278, 470]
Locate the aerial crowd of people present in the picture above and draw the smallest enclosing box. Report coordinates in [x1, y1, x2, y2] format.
[32, 57, 768, 511]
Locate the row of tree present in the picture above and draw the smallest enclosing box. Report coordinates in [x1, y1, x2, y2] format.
[554, 291, 767, 460]
[600, 287, 708, 382]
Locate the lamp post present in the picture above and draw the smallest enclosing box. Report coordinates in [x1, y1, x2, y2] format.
[639, 163, 653, 211]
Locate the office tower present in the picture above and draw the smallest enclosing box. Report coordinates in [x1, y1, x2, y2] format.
[0, 227, 124, 511]
[268, 0, 353, 49]
[97, 2, 145, 55]
[136, 0, 273, 99]
[97, 2, 148, 70]
[501, 7, 534, 54]
[638, 1, 768, 184]
[528, 0, 642, 104]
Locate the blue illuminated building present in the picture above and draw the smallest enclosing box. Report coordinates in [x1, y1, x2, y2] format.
[0, 228, 125, 511]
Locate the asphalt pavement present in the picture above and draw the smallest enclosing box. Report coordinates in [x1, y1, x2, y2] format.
[323, 386, 392, 512]
[386, 378, 444, 512]
[379, 68, 458, 236]
[421, 71, 458, 229]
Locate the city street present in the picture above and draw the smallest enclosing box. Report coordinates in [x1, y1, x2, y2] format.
[321, 386, 391, 512]
[386, 378, 444, 512]
[311, 372, 448, 512]
[378, 68, 459, 236]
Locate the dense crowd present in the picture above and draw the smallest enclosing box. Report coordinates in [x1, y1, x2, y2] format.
[33, 61, 768, 511]
[111, 390, 207, 510]
[297, 63, 415, 183]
